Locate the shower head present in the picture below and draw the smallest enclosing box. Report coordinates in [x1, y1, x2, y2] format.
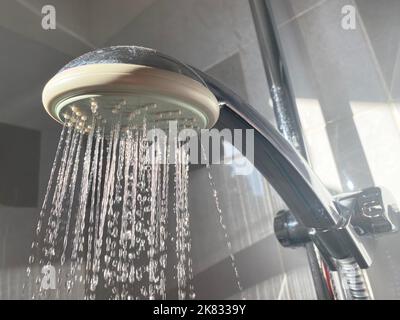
[42, 46, 219, 131]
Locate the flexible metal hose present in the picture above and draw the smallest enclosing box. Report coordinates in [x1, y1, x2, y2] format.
[337, 258, 373, 300]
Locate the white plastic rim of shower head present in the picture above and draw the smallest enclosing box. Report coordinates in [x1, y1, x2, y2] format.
[42, 63, 220, 129]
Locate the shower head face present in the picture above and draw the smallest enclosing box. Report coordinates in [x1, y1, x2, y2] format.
[42, 46, 220, 131]
[61, 94, 207, 130]
[55, 92, 208, 132]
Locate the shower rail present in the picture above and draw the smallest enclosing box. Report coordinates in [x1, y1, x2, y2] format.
[248, 0, 328, 299]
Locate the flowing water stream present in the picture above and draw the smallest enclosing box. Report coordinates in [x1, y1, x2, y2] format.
[25, 104, 243, 300]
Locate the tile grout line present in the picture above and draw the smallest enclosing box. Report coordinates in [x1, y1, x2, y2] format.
[277, 0, 328, 30]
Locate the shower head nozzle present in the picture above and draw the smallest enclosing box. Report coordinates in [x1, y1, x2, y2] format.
[42, 46, 220, 131]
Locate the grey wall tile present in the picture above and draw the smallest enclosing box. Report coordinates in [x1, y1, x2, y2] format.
[206, 52, 249, 102]
[355, 0, 400, 94]
[0, 26, 72, 110]
[275, 0, 381, 191]
[105, 0, 273, 121]
[0, 123, 40, 207]
[289, 0, 386, 102]
[269, 0, 325, 26]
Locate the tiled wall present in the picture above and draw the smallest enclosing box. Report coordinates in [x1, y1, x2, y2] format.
[11, 0, 400, 299]
[105, 0, 275, 122]
[269, 0, 400, 299]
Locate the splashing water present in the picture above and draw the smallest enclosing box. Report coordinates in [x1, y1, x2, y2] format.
[25, 100, 244, 300]
[25, 104, 196, 300]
